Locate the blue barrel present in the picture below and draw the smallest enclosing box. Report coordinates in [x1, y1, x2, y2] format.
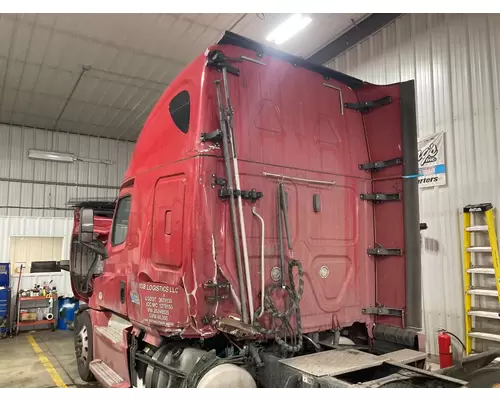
[57, 298, 78, 330]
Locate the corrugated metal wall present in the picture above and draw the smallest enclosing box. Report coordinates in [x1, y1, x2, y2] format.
[0, 123, 135, 217]
[0, 123, 134, 327]
[326, 13, 500, 356]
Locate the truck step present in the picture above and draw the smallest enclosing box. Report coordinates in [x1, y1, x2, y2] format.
[467, 287, 499, 297]
[89, 359, 129, 388]
[95, 326, 124, 344]
[94, 314, 132, 347]
[468, 309, 500, 320]
[468, 331, 500, 343]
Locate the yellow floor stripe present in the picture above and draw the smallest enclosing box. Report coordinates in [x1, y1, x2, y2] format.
[27, 334, 67, 388]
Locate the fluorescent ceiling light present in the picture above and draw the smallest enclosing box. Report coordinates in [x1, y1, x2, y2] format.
[266, 14, 312, 45]
[28, 149, 75, 163]
[28, 149, 114, 165]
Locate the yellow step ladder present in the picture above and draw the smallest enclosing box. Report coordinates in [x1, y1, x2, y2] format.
[463, 203, 500, 355]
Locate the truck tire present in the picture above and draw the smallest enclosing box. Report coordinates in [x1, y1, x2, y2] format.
[74, 309, 95, 382]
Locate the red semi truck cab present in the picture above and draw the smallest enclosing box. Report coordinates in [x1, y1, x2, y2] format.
[68, 32, 433, 388]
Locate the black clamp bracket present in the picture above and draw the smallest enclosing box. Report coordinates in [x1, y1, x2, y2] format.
[360, 193, 401, 202]
[219, 188, 263, 203]
[241, 189, 264, 202]
[367, 246, 403, 256]
[344, 96, 392, 114]
[212, 175, 263, 203]
[219, 188, 238, 200]
[359, 157, 403, 172]
[201, 129, 222, 144]
[206, 50, 240, 76]
[203, 280, 230, 304]
[211, 174, 227, 189]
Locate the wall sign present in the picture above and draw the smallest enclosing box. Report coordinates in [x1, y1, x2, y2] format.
[417, 132, 446, 188]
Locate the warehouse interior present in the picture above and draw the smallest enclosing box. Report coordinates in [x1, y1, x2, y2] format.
[1, 12, 500, 388]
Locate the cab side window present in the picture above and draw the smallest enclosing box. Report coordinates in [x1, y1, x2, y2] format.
[169, 90, 190, 134]
[111, 196, 131, 246]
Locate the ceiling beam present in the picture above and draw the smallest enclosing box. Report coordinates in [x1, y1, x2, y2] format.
[307, 14, 403, 65]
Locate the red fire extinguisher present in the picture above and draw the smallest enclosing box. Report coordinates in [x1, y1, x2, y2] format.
[438, 330, 453, 368]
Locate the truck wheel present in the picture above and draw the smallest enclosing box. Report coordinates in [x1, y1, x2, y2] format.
[74, 309, 95, 382]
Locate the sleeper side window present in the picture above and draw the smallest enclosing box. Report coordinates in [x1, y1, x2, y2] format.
[169, 90, 190, 134]
[111, 196, 132, 246]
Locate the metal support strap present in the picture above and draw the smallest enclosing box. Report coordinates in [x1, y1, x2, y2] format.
[362, 307, 403, 318]
[367, 247, 403, 256]
[359, 157, 403, 172]
[262, 172, 336, 186]
[360, 193, 401, 202]
[344, 96, 392, 113]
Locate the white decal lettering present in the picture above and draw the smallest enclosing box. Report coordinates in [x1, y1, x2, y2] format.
[143, 284, 179, 294]
[140, 283, 180, 325]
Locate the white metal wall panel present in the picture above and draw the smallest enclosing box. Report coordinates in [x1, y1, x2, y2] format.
[0, 123, 134, 217]
[10, 236, 64, 273]
[326, 13, 500, 356]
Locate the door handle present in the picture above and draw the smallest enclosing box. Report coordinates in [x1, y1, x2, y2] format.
[120, 281, 125, 304]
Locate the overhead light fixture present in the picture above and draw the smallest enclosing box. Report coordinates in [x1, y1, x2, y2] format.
[28, 149, 114, 165]
[28, 149, 76, 163]
[266, 14, 312, 45]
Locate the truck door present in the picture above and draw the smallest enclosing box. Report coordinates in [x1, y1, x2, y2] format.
[91, 191, 133, 316]
[70, 236, 100, 303]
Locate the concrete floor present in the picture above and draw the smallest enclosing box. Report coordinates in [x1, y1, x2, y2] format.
[0, 329, 100, 388]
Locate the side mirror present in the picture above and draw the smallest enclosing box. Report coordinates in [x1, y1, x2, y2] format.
[79, 207, 94, 243]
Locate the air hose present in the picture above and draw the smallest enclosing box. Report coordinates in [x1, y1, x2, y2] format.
[252, 259, 304, 353]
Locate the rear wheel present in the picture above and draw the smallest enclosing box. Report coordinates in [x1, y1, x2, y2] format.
[74, 309, 95, 382]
